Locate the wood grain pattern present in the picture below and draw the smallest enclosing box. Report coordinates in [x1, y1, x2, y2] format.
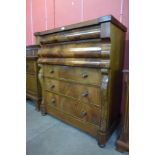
[39, 26, 101, 44]
[43, 65, 102, 86]
[44, 78, 101, 107]
[38, 41, 111, 58]
[36, 15, 126, 147]
[46, 103, 99, 136]
[38, 58, 110, 68]
[44, 91, 101, 126]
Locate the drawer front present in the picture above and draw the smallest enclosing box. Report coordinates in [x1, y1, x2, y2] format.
[26, 61, 36, 74]
[44, 91, 101, 126]
[39, 41, 111, 58]
[43, 65, 101, 86]
[40, 26, 100, 44]
[61, 96, 101, 126]
[44, 78, 101, 107]
[26, 74, 37, 94]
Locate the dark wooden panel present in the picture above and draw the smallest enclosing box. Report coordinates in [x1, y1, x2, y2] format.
[39, 41, 111, 58]
[40, 26, 101, 44]
[39, 58, 110, 68]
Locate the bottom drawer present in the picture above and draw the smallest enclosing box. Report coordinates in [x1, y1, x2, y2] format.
[44, 91, 101, 126]
[26, 74, 37, 94]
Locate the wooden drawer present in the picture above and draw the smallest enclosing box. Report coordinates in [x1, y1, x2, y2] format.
[38, 41, 111, 58]
[39, 26, 101, 44]
[43, 65, 102, 86]
[44, 78, 101, 107]
[26, 61, 36, 74]
[61, 96, 101, 126]
[44, 91, 101, 126]
[26, 74, 37, 94]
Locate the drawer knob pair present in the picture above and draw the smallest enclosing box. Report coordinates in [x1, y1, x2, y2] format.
[82, 73, 88, 78]
[81, 91, 88, 97]
[80, 111, 87, 117]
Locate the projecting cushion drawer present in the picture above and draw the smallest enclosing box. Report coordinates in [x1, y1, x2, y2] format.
[43, 65, 102, 86]
[44, 91, 101, 126]
[26, 60, 36, 74]
[44, 78, 101, 107]
[26, 74, 37, 94]
[39, 25, 101, 44]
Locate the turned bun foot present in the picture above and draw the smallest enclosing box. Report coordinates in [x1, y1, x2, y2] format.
[41, 112, 47, 116]
[97, 131, 107, 148]
[98, 143, 106, 148]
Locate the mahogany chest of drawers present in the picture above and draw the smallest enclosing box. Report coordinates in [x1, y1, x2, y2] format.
[26, 45, 42, 110]
[116, 70, 129, 152]
[35, 15, 127, 146]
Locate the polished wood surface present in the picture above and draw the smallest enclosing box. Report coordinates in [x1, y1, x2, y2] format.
[36, 15, 126, 147]
[39, 26, 101, 44]
[34, 15, 126, 36]
[38, 41, 111, 58]
[26, 45, 42, 110]
[44, 91, 101, 126]
[116, 70, 129, 152]
[43, 65, 102, 86]
[38, 58, 110, 68]
[44, 78, 101, 107]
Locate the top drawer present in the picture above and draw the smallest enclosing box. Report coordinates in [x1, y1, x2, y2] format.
[43, 65, 102, 86]
[39, 26, 101, 44]
[26, 61, 36, 74]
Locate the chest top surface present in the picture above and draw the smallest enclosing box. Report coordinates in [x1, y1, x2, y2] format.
[34, 15, 126, 36]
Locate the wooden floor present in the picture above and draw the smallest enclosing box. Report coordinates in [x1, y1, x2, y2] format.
[26, 100, 128, 155]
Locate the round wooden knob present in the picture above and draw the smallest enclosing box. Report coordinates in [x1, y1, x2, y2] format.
[51, 98, 56, 104]
[82, 73, 88, 78]
[81, 91, 88, 97]
[50, 85, 55, 89]
[50, 69, 54, 73]
[80, 111, 87, 117]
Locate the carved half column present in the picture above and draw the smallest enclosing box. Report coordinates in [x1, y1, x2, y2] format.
[38, 64, 46, 115]
[97, 68, 109, 147]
